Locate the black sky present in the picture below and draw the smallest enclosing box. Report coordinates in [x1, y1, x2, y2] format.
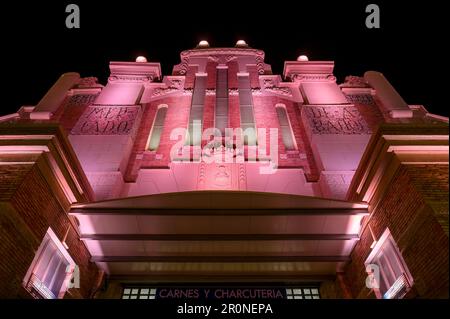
[0, 1, 447, 116]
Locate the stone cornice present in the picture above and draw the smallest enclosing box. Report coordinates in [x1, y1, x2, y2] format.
[347, 123, 449, 205]
[109, 61, 162, 83]
[0, 123, 94, 210]
[174, 47, 270, 75]
[283, 61, 335, 81]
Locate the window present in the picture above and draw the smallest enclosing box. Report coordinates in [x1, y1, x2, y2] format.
[238, 73, 257, 145]
[215, 66, 228, 136]
[286, 287, 320, 299]
[365, 228, 413, 299]
[147, 104, 168, 151]
[186, 73, 207, 146]
[275, 104, 297, 150]
[23, 228, 76, 299]
[122, 287, 157, 299]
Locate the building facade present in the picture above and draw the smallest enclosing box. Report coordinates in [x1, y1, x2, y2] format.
[0, 42, 448, 299]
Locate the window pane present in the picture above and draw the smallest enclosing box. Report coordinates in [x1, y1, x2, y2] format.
[239, 90, 253, 105]
[385, 240, 403, 279]
[240, 106, 255, 124]
[26, 229, 73, 300]
[215, 68, 228, 136]
[276, 107, 296, 150]
[186, 75, 207, 145]
[237, 76, 251, 89]
[367, 229, 413, 299]
[216, 98, 228, 116]
[242, 125, 257, 146]
[34, 240, 55, 280]
[49, 260, 68, 297]
[276, 107, 289, 126]
[148, 107, 167, 151]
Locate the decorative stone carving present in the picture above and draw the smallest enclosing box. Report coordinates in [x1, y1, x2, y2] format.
[174, 48, 270, 75]
[214, 165, 230, 186]
[77, 77, 101, 88]
[168, 79, 183, 89]
[262, 78, 276, 88]
[208, 55, 236, 64]
[327, 75, 337, 82]
[259, 79, 292, 96]
[238, 163, 246, 190]
[67, 94, 98, 106]
[265, 87, 292, 96]
[345, 94, 376, 106]
[342, 76, 370, 88]
[108, 75, 153, 83]
[292, 74, 332, 82]
[71, 105, 140, 135]
[152, 87, 180, 97]
[255, 55, 266, 74]
[303, 105, 371, 135]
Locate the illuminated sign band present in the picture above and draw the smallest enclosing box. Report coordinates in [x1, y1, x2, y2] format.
[157, 288, 285, 299]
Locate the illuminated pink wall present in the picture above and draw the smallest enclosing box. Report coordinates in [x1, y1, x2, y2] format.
[2, 44, 439, 201]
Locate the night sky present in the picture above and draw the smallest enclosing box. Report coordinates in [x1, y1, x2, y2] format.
[1, 1, 446, 116]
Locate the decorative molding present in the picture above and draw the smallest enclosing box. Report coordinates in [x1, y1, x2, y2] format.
[174, 48, 270, 75]
[0, 123, 94, 207]
[341, 76, 370, 88]
[76, 77, 103, 88]
[348, 124, 449, 203]
[168, 78, 184, 89]
[67, 94, 99, 106]
[108, 75, 153, 83]
[109, 61, 161, 83]
[229, 88, 263, 96]
[238, 163, 246, 190]
[283, 61, 335, 80]
[151, 87, 180, 97]
[264, 87, 292, 97]
[292, 74, 336, 82]
[208, 54, 237, 64]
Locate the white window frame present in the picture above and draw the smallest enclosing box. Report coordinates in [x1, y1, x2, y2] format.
[23, 228, 76, 299]
[365, 228, 413, 299]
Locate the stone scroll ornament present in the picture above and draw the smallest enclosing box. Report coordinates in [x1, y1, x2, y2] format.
[71, 105, 139, 135]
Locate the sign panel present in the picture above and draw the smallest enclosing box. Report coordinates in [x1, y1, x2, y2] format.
[71, 105, 140, 135]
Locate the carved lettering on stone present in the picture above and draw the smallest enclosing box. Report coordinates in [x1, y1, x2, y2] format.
[71, 106, 139, 135]
[303, 105, 371, 135]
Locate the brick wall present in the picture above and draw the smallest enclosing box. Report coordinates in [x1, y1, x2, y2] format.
[342, 164, 449, 298]
[227, 61, 239, 89]
[0, 161, 100, 299]
[124, 95, 193, 180]
[320, 273, 353, 299]
[205, 62, 218, 89]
